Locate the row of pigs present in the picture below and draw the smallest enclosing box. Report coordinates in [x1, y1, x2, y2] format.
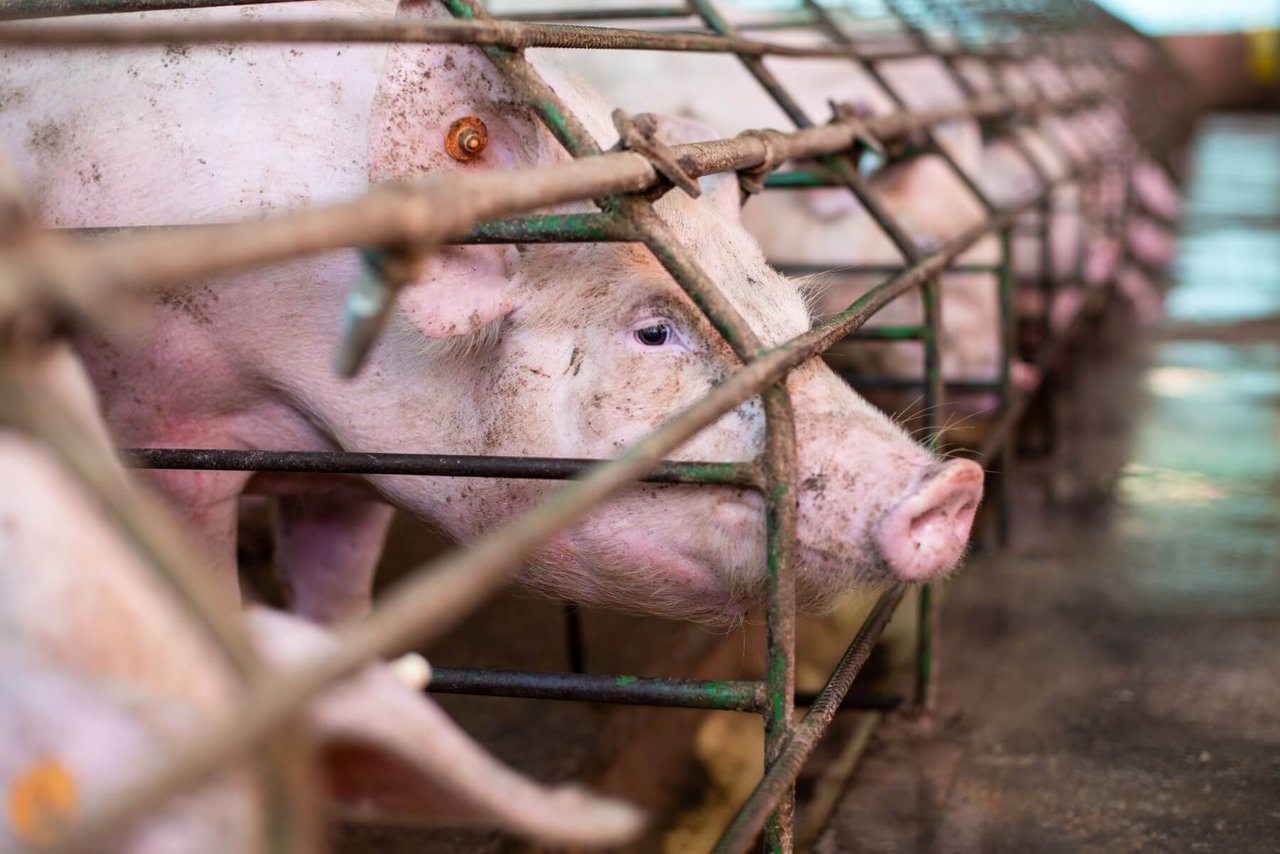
[0, 0, 1182, 850]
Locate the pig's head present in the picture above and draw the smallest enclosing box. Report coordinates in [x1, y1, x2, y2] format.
[355, 1, 983, 624]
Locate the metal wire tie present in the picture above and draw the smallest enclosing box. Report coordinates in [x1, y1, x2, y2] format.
[611, 109, 703, 199]
[734, 127, 789, 196]
[828, 99, 887, 160]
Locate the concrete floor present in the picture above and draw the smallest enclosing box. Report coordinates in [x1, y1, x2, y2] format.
[816, 114, 1280, 852]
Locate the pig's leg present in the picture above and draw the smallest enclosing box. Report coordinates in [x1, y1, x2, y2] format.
[275, 497, 394, 625]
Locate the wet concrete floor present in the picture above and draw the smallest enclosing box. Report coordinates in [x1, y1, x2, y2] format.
[815, 114, 1280, 852]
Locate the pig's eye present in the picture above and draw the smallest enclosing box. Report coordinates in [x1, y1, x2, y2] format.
[634, 324, 672, 347]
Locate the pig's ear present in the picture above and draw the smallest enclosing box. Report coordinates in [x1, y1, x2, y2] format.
[246, 610, 643, 847]
[642, 113, 745, 223]
[370, 3, 574, 340]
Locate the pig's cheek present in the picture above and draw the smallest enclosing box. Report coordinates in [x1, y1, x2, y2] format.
[433, 478, 552, 541]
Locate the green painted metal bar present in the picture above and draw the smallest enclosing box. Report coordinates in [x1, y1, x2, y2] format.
[845, 325, 925, 341]
[914, 274, 944, 710]
[125, 447, 761, 487]
[70, 214, 640, 245]
[429, 668, 764, 711]
[425, 667, 904, 712]
[461, 212, 639, 243]
[773, 262, 1003, 276]
[995, 226, 1016, 546]
[490, 4, 691, 23]
[761, 169, 838, 189]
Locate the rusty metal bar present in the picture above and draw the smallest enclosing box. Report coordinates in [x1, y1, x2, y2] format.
[126, 447, 762, 487]
[0, 13, 1005, 60]
[2, 72, 1107, 326]
[712, 585, 907, 854]
[68, 213, 642, 244]
[425, 667, 904, 712]
[490, 4, 692, 23]
[0, 0, 301, 17]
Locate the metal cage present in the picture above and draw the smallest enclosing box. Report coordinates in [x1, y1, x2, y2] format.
[0, 0, 1193, 851]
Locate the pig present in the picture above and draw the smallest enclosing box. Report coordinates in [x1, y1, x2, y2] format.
[980, 58, 1181, 322]
[0, 341, 643, 850]
[0, 0, 984, 627]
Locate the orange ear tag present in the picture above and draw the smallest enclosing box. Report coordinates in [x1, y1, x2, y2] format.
[445, 116, 489, 162]
[7, 758, 79, 847]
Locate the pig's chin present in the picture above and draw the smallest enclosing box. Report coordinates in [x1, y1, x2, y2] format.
[525, 506, 764, 625]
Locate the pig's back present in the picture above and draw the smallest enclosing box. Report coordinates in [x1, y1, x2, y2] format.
[0, 0, 396, 229]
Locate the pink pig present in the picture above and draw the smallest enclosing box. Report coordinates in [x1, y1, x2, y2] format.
[0, 338, 645, 850]
[0, 342, 643, 850]
[0, 0, 983, 626]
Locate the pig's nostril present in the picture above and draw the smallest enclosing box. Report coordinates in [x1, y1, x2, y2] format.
[875, 460, 984, 583]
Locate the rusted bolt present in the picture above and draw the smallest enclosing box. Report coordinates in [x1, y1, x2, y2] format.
[445, 116, 488, 162]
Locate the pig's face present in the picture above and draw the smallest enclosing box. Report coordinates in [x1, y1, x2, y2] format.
[374, 177, 981, 622]
[350, 7, 981, 622]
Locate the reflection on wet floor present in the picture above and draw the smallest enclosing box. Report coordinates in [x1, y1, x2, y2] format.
[1168, 114, 1280, 323]
[1119, 339, 1280, 613]
[819, 114, 1280, 852]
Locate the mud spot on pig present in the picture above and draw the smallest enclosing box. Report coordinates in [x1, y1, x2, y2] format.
[157, 287, 215, 327]
[0, 83, 29, 113]
[161, 45, 190, 68]
[26, 120, 65, 155]
[565, 346, 583, 376]
[77, 162, 103, 188]
[802, 473, 827, 496]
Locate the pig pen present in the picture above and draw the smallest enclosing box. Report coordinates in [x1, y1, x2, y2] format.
[0, 1, 1194, 852]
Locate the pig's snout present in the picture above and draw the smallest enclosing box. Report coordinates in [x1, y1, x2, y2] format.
[875, 459, 983, 582]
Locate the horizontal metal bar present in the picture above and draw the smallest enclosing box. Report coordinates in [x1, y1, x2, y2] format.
[830, 374, 1003, 394]
[430, 667, 762, 711]
[844, 326, 924, 341]
[2, 87, 1106, 326]
[773, 262, 1002, 276]
[0, 0, 298, 17]
[0, 14, 983, 61]
[0, 5, 1027, 68]
[67, 213, 642, 245]
[491, 5, 691, 23]
[715, 585, 907, 853]
[762, 170, 839, 189]
[426, 667, 903, 713]
[460, 212, 638, 243]
[125, 447, 761, 486]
